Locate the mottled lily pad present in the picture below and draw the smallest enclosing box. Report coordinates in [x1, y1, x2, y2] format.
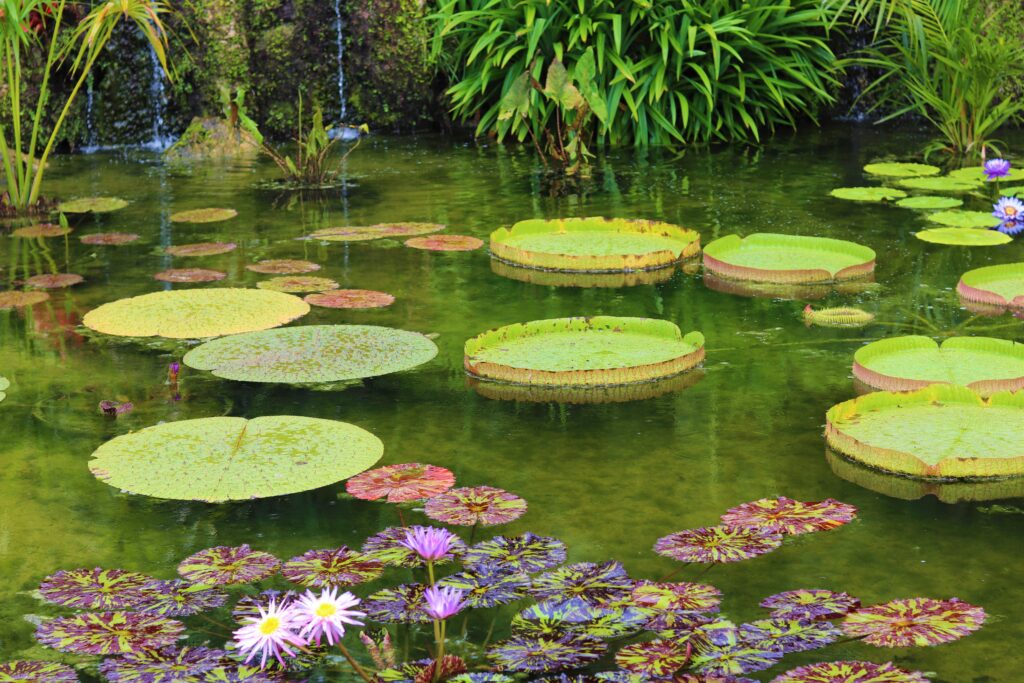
[406, 235, 484, 251]
[803, 306, 874, 328]
[35, 612, 184, 655]
[80, 232, 140, 245]
[424, 486, 527, 526]
[281, 547, 384, 587]
[134, 579, 229, 616]
[863, 162, 940, 178]
[89, 415, 384, 501]
[0, 660, 80, 681]
[704, 234, 875, 284]
[690, 642, 782, 677]
[25, 274, 83, 289]
[898, 176, 980, 192]
[12, 223, 70, 238]
[345, 463, 455, 503]
[463, 533, 567, 574]
[305, 289, 395, 309]
[437, 565, 531, 608]
[169, 208, 238, 223]
[841, 597, 985, 647]
[654, 526, 783, 563]
[82, 289, 309, 339]
[256, 276, 339, 293]
[761, 590, 860, 621]
[0, 291, 50, 309]
[363, 583, 432, 623]
[615, 640, 689, 677]
[829, 187, 907, 202]
[926, 210, 1000, 229]
[99, 647, 229, 683]
[362, 526, 466, 568]
[39, 567, 152, 610]
[153, 268, 227, 283]
[178, 545, 281, 584]
[720, 497, 857, 535]
[530, 561, 633, 608]
[894, 196, 963, 210]
[183, 325, 437, 383]
[59, 196, 129, 213]
[826, 385, 1024, 478]
[915, 228, 1012, 246]
[740, 618, 840, 653]
[631, 580, 722, 612]
[310, 223, 445, 242]
[488, 634, 606, 672]
[957, 262, 1024, 310]
[165, 242, 237, 257]
[246, 259, 321, 274]
[771, 661, 929, 682]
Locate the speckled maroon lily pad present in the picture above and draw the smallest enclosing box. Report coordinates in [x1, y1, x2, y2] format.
[169, 208, 238, 223]
[770, 660, 929, 682]
[530, 561, 633, 608]
[423, 486, 527, 526]
[761, 589, 860, 621]
[25, 274, 84, 289]
[436, 565, 530, 608]
[841, 597, 986, 647]
[0, 660, 80, 681]
[363, 583, 432, 623]
[177, 545, 281, 585]
[153, 268, 227, 283]
[305, 289, 395, 309]
[740, 618, 841, 654]
[615, 639, 689, 677]
[720, 497, 858, 536]
[654, 525, 783, 564]
[165, 242, 237, 257]
[246, 259, 321, 274]
[488, 634, 606, 672]
[405, 235, 483, 252]
[99, 646, 230, 682]
[463, 533, 567, 574]
[256, 276, 340, 293]
[0, 291, 50, 309]
[80, 232, 140, 245]
[35, 612, 185, 655]
[690, 642, 782, 677]
[12, 223, 70, 238]
[345, 463, 455, 502]
[281, 547, 384, 588]
[632, 580, 722, 612]
[39, 567, 152, 610]
[361, 525, 466, 568]
[134, 579, 229, 616]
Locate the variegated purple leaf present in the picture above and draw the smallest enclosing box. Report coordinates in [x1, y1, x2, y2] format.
[281, 547, 384, 588]
[437, 564, 530, 608]
[614, 639, 689, 677]
[463, 533, 567, 574]
[363, 584, 432, 624]
[488, 634, 605, 672]
[739, 618, 841, 654]
[841, 597, 986, 647]
[531, 561, 633, 608]
[39, 568, 152, 610]
[654, 526, 782, 564]
[631, 580, 722, 613]
[35, 612, 184, 655]
[760, 589, 860, 621]
[690, 642, 782, 677]
[0, 660, 79, 682]
[134, 580, 229, 617]
[177, 545, 280, 585]
[98, 646, 229, 682]
[720, 497, 857, 536]
[770, 660, 929, 682]
[424, 486, 528, 526]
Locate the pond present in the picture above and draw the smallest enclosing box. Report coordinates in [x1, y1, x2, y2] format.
[1, 124, 1021, 681]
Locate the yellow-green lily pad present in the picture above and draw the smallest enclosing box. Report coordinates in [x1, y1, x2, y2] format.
[898, 177, 981, 192]
[895, 196, 963, 210]
[169, 208, 238, 223]
[59, 197, 129, 213]
[915, 228, 1011, 246]
[948, 167, 1024, 183]
[0, 376, 8, 403]
[926, 211, 1000, 229]
[863, 162, 940, 178]
[1004, 186, 1024, 197]
[829, 187, 907, 202]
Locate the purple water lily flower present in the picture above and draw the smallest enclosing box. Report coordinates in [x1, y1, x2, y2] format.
[168, 362, 181, 383]
[984, 158, 1011, 180]
[400, 526, 460, 562]
[993, 196, 1024, 222]
[423, 585, 467, 620]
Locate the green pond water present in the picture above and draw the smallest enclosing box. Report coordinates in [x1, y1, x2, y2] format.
[1, 124, 1023, 681]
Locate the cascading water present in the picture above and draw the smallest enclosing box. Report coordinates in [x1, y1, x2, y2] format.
[334, 0, 347, 122]
[82, 75, 98, 153]
[144, 44, 174, 150]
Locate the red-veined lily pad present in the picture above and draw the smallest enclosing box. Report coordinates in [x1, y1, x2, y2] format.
[841, 597, 986, 647]
[25, 273, 84, 289]
[90, 415, 383, 501]
[134, 579, 229, 616]
[345, 463, 455, 502]
[99, 646, 230, 682]
[281, 547, 384, 587]
[424, 485, 527, 526]
[169, 208, 238, 223]
[362, 525, 466, 567]
[309, 223, 445, 242]
[0, 291, 50, 309]
[178, 545, 280, 585]
[740, 618, 841, 653]
[803, 306, 875, 328]
[0, 661, 79, 681]
[363, 583, 432, 623]
[12, 223, 70, 238]
[59, 196, 128, 213]
[246, 259, 321, 274]
[915, 227, 1011, 246]
[530, 561, 633, 608]
[958, 262, 1024, 310]
[720, 497, 857, 535]
[703, 234, 876, 284]
[165, 242, 237, 257]
[654, 525, 783, 563]
[829, 187, 907, 202]
[463, 533, 567, 574]
[615, 640, 689, 677]
[761, 590, 860, 621]
[926, 210, 1000, 229]
[405, 235, 483, 251]
[689, 642, 782, 677]
[437, 565, 531, 608]
[256, 276, 340, 293]
[488, 634, 606, 672]
[305, 289, 395, 309]
[80, 232, 140, 245]
[153, 268, 227, 283]
[863, 162, 940, 178]
[632, 580, 722, 612]
[39, 567, 152, 610]
[895, 196, 963, 210]
[35, 612, 185, 655]
[183, 325, 438, 383]
[771, 661, 929, 682]
[82, 289, 309, 339]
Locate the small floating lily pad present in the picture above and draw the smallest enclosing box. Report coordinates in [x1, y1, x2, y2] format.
[704, 233, 875, 284]
[246, 259, 321, 274]
[26, 273, 83, 289]
[894, 196, 963, 210]
[256, 275, 340, 293]
[89, 415, 384, 501]
[853, 336, 1024, 395]
[1004, 186, 1024, 197]
[863, 162, 940, 178]
[12, 223, 71, 238]
[153, 268, 227, 283]
[0, 290, 50, 308]
[926, 210, 1000, 229]
[406, 235, 484, 251]
[169, 208, 238, 223]
[803, 306, 875, 328]
[0, 376, 9, 403]
[898, 176, 980, 192]
[59, 196, 128, 213]
[915, 228, 1011, 246]
[957, 262, 1024, 310]
[183, 324, 437, 383]
[80, 232, 140, 245]
[464, 317, 705, 387]
[305, 289, 395, 309]
[491, 218, 700, 273]
[165, 242, 237, 257]
[82, 288, 309, 339]
[829, 187, 907, 202]
[948, 166, 1024, 183]
[825, 384, 1024, 478]
[842, 597, 985, 647]
[310, 223, 445, 242]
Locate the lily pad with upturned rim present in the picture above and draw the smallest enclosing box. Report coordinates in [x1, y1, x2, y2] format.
[464, 317, 705, 388]
[183, 324, 437, 383]
[825, 384, 1024, 478]
[957, 262, 1024, 309]
[853, 336, 1024, 395]
[0, 291, 50, 309]
[246, 259, 321, 274]
[169, 208, 238, 223]
[80, 232, 140, 245]
[926, 210, 1000, 229]
[305, 289, 395, 309]
[863, 162, 941, 178]
[828, 187, 907, 202]
[59, 196, 129, 213]
[89, 415, 384, 501]
[406, 235, 484, 251]
[256, 276, 340, 293]
[915, 228, 1011, 246]
[894, 196, 963, 210]
[12, 223, 70, 238]
[165, 242, 237, 257]
[153, 268, 226, 283]
[25, 273, 83, 289]
[703, 233, 875, 284]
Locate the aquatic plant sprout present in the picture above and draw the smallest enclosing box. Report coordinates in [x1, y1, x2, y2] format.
[983, 158, 1011, 180]
[293, 588, 365, 645]
[233, 598, 307, 668]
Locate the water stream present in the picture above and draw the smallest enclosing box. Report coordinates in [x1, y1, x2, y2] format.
[144, 44, 174, 151]
[334, 0, 347, 123]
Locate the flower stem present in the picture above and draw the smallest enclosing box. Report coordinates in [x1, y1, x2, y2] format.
[426, 560, 436, 587]
[337, 641, 375, 683]
[432, 619, 447, 683]
[658, 562, 691, 582]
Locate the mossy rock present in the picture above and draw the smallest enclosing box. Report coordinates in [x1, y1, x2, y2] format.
[164, 118, 260, 160]
[703, 233, 875, 284]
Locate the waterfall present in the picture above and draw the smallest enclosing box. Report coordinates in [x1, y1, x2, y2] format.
[145, 44, 174, 150]
[334, 0, 347, 122]
[83, 75, 98, 153]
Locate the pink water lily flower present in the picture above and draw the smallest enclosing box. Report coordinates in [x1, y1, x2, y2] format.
[423, 585, 467, 620]
[293, 587, 366, 646]
[233, 598, 307, 668]
[400, 526, 460, 562]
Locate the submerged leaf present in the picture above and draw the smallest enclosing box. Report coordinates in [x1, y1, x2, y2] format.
[770, 660, 929, 682]
[345, 463, 455, 503]
[654, 525, 783, 563]
[841, 597, 986, 647]
[305, 289, 396, 309]
[0, 291, 50, 309]
[424, 486, 527, 526]
[720, 497, 857, 535]
[281, 547, 384, 588]
[39, 567, 152, 610]
[463, 533, 567, 574]
[177, 545, 281, 585]
[35, 612, 184, 655]
[760, 589, 860, 621]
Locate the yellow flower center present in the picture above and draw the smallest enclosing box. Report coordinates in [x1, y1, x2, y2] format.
[316, 602, 338, 618]
[1007, 206, 1020, 217]
[260, 616, 281, 635]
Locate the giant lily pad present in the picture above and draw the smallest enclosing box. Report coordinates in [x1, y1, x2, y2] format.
[89, 415, 384, 501]
[469, 370, 703, 405]
[829, 187, 907, 202]
[165, 242, 237, 257]
[926, 210, 1000, 229]
[60, 196, 128, 213]
[256, 276, 340, 293]
[305, 289, 395, 309]
[169, 208, 238, 223]
[841, 597, 985, 647]
[0, 291, 50, 309]
[897, 177, 980, 192]
[863, 162, 940, 178]
[0, 661, 80, 681]
[310, 223, 445, 242]
[703, 234, 875, 284]
[183, 325, 437, 383]
[25, 274, 84, 289]
[853, 336, 1024, 395]
[894, 196, 963, 210]
[464, 317, 705, 387]
[39, 567, 152, 610]
[720, 497, 857, 535]
[82, 289, 309, 339]
[654, 525, 783, 564]
[153, 268, 226, 283]
[35, 612, 184, 655]
[80, 232, 140, 245]
[825, 385, 1024, 478]
[346, 463, 455, 502]
[178, 545, 281, 584]
[424, 486, 528, 526]
[490, 218, 700, 272]
[915, 228, 1012, 246]
[771, 661, 929, 683]
[957, 262, 1024, 310]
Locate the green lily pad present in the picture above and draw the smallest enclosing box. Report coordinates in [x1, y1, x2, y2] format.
[895, 196, 963, 210]
[309, 223, 445, 242]
[853, 336, 1024, 396]
[926, 211, 1000, 229]
[829, 187, 907, 202]
[958, 262, 1024, 309]
[1003, 186, 1024, 197]
[169, 208, 238, 223]
[464, 317, 704, 387]
[59, 196, 129, 213]
[183, 325, 438, 383]
[897, 177, 981, 192]
[82, 289, 310, 339]
[863, 162, 941, 178]
[89, 415, 384, 502]
[0, 376, 8, 403]
[826, 385, 1024, 479]
[915, 228, 1012, 246]
[703, 233, 876, 283]
[803, 306, 875, 328]
[948, 166, 1024, 183]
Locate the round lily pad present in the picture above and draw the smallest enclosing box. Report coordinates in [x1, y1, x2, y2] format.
[25, 273, 83, 289]
[825, 384, 1024, 478]
[1004, 185, 1024, 197]
[720, 497, 857, 536]
[153, 268, 226, 283]
[39, 567, 152, 610]
[926, 210, 1000, 229]
[853, 336, 1024, 395]
[178, 545, 281, 584]
[89, 415, 384, 501]
[406, 235, 484, 251]
[897, 176, 980, 192]
[424, 486, 528, 526]
[654, 525, 783, 564]
[256, 276, 340, 293]
[464, 317, 705, 387]
[957, 262, 1024, 309]
[35, 612, 185, 655]
[703, 233, 875, 284]
[310, 223, 445, 242]
[829, 187, 907, 202]
[771, 660, 929, 683]
[0, 376, 8, 403]
[894, 196, 963, 210]
[80, 232, 140, 245]
[281, 547, 384, 587]
[183, 324, 437, 383]
[169, 208, 238, 223]
[246, 259, 321, 274]
[490, 217, 701, 272]
[948, 166, 1024, 183]
[803, 306, 875, 328]
[59, 196, 128, 213]
[165, 242, 237, 257]
[761, 589, 860, 621]
[305, 289, 395, 309]
[915, 228, 1012, 246]
[0, 291, 50, 308]
[863, 162, 940, 178]
[346, 463, 456, 502]
[12, 223, 70, 238]
[0, 661, 80, 682]
[82, 289, 309, 339]
[842, 597, 985, 647]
